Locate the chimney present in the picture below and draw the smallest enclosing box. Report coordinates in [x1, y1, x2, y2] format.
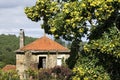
[19, 29, 25, 48]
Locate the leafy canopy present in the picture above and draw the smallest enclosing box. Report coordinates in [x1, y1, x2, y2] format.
[25, 0, 120, 79]
[25, 0, 120, 40]
[25, 0, 120, 56]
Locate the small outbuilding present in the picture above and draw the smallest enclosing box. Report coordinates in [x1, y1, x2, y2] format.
[15, 29, 70, 79]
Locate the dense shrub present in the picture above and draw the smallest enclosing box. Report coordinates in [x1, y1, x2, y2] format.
[0, 69, 20, 80]
[25, 68, 38, 79]
[51, 66, 72, 80]
[71, 53, 111, 80]
[38, 66, 72, 80]
[38, 68, 52, 80]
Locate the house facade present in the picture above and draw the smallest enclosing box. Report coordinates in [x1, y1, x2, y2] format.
[16, 29, 70, 79]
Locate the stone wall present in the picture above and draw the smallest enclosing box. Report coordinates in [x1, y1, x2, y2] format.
[16, 54, 26, 79]
[47, 53, 70, 68]
[47, 54, 57, 68]
[16, 52, 69, 79]
[16, 52, 38, 79]
[16, 53, 69, 71]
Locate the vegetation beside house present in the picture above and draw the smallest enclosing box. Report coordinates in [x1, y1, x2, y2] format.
[25, 0, 120, 80]
[0, 0, 120, 80]
[0, 34, 36, 68]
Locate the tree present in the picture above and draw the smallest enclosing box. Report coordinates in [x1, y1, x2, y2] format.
[25, 0, 120, 79]
[54, 38, 65, 46]
[25, 0, 120, 40]
[0, 34, 36, 68]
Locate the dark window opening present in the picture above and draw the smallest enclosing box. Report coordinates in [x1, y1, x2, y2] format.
[38, 57, 46, 69]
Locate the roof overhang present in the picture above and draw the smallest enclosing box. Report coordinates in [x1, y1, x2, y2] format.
[15, 49, 70, 53]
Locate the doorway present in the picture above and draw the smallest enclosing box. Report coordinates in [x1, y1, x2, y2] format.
[38, 57, 46, 69]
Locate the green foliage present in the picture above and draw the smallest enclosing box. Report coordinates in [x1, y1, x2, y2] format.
[25, 66, 72, 80]
[24, 36, 37, 45]
[39, 66, 71, 80]
[0, 34, 36, 68]
[71, 53, 111, 80]
[25, 0, 120, 40]
[25, 68, 38, 80]
[0, 34, 19, 68]
[54, 38, 65, 46]
[0, 69, 20, 80]
[66, 39, 81, 69]
[83, 27, 120, 80]
[84, 27, 120, 58]
[96, 53, 120, 80]
[70, 27, 120, 80]
[25, 0, 120, 80]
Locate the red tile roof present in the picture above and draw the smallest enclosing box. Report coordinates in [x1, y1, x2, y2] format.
[20, 36, 70, 52]
[2, 65, 16, 71]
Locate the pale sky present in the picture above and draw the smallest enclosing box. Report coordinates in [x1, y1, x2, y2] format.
[0, 0, 47, 38]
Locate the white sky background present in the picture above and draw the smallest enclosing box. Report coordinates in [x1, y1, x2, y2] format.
[0, 0, 48, 38]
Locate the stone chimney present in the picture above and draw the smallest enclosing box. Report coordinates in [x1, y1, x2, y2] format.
[19, 29, 25, 48]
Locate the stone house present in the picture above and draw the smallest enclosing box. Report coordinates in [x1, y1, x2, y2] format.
[15, 29, 70, 79]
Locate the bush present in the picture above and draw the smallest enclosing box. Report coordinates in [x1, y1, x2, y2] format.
[38, 66, 72, 80]
[38, 68, 52, 80]
[25, 68, 38, 80]
[71, 53, 111, 80]
[52, 66, 72, 80]
[0, 69, 20, 80]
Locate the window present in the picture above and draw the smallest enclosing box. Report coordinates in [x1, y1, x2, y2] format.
[57, 58, 62, 66]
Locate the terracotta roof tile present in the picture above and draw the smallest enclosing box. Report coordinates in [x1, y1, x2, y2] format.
[20, 36, 70, 52]
[2, 65, 16, 71]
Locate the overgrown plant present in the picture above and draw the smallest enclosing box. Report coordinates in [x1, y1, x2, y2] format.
[71, 53, 111, 80]
[24, 0, 120, 80]
[0, 69, 20, 80]
[38, 66, 72, 80]
[25, 68, 38, 80]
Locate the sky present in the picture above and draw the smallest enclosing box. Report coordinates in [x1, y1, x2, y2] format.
[0, 0, 48, 38]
